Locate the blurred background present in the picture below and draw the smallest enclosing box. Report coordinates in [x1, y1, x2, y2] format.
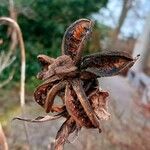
[0, 0, 150, 149]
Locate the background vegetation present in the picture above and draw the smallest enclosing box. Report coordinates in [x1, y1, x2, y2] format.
[0, 0, 150, 150]
[0, 0, 108, 84]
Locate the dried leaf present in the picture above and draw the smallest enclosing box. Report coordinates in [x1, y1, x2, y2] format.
[13, 114, 62, 123]
[80, 51, 139, 77]
[89, 89, 110, 120]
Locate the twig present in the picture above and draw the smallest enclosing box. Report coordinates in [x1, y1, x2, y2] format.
[0, 17, 26, 107]
[0, 51, 15, 75]
[0, 70, 14, 88]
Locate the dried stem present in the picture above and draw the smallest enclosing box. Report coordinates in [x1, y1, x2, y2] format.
[0, 17, 26, 107]
[0, 17, 30, 148]
[0, 50, 15, 75]
[8, 0, 18, 51]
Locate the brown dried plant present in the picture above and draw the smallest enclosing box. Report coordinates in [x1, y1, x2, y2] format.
[14, 19, 139, 150]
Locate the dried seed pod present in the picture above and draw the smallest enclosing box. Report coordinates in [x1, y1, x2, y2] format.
[14, 18, 140, 150]
[38, 55, 77, 80]
[65, 84, 94, 128]
[80, 51, 139, 77]
[62, 19, 93, 64]
[44, 81, 66, 113]
[37, 54, 55, 66]
[65, 79, 110, 128]
[71, 79, 100, 128]
[34, 76, 60, 108]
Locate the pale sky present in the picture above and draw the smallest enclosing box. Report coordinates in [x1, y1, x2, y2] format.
[93, 0, 150, 38]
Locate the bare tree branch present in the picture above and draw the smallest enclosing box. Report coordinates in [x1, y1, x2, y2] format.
[111, 0, 134, 43]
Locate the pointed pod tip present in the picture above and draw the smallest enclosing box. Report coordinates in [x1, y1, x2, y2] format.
[137, 54, 140, 58]
[89, 19, 95, 27]
[37, 54, 44, 60]
[134, 54, 140, 61]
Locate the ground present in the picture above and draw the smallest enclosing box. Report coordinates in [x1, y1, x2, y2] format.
[0, 76, 150, 150]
